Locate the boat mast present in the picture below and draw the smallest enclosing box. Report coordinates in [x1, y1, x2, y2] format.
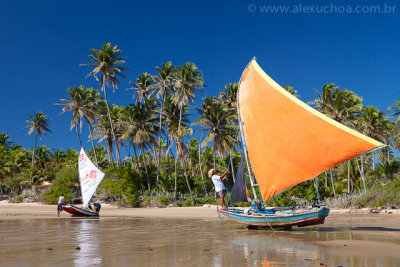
[237, 58, 258, 200]
[240, 123, 258, 200]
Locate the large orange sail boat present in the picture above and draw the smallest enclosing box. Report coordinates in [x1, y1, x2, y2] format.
[218, 58, 384, 228]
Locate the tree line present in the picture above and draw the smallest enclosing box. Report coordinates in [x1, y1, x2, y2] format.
[1, 43, 400, 206]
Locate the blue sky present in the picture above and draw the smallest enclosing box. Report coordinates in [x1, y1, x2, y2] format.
[1, 0, 399, 155]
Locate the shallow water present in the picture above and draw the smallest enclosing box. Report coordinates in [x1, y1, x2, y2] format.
[0, 217, 400, 266]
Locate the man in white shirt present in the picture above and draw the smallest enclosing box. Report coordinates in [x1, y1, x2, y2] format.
[57, 194, 64, 217]
[209, 169, 229, 209]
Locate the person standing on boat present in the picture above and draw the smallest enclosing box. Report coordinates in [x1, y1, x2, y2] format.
[209, 169, 229, 209]
[57, 194, 64, 217]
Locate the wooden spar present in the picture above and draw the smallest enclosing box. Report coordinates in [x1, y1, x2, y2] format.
[242, 137, 258, 200]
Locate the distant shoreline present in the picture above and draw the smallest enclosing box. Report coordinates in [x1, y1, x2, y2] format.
[1, 202, 400, 221]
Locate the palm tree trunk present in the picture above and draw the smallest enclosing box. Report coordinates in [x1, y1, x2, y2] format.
[133, 144, 144, 192]
[106, 143, 112, 168]
[156, 95, 165, 192]
[174, 105, 183, 199]
[166, 135, 172, 176]
[75, 121, 82, 148]
[198, 128, 206, 194]
[182, 157, 195, 204]
[88, 124, 98, 167]
[212, 143, 216, 170]
[356, 156, 366, 194]
[324, 172, 328, 190]
[31, 134, 38, 169]
[106, 137, 114, 167]
[347, 161, 351, 194]
[178, 105, 183, 136]
[102, 76, 122, 168]
[174, 145, 179, 199]
[361, 157, 366, 193]
[131, 140, 141, 171]
[141, 145, 151, 191]
[330, 168, 336, 197]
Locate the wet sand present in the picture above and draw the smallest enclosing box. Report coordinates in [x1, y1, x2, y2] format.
[0, 202, 219, 220]
[1, 202, 400, 266]
[1, 202, 400, 223]
[1, 202, 400, 221]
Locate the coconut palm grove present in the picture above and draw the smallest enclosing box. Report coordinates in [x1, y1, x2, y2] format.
[0, 42, 399, 208]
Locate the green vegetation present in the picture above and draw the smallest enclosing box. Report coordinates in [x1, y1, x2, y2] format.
[1, 43, 400, 208]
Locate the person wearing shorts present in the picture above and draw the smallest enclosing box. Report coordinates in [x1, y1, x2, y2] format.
[57, 194, 64, 217]
[209, 169, 229, 209]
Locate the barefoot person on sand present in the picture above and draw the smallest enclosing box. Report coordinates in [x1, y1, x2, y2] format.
[209, 169, 229, 209]
[57, 194, 64, 217]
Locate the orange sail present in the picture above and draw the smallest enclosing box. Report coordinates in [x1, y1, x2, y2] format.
[238, 59, 384, 202]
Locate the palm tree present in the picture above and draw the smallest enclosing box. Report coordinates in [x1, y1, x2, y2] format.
[119, 99, 159, 191]
[0, 133, 12, 148]
[64, 148, 79, 166]
[164, 97, 191, 198]
[195, 97, 235, 169]
[84, 87, 102, 166]
[13, 153, 31, 187]
[56, 86, 85, 147]
[51, 149, 65, 168]
[219, 83, 238, 123]
[34, 145, 51, 170]
[387, 93, 400, 123]
[283, 86, 300, 97]
[128, 72, 154, 104]
[25, 111, 51, 169]
[150, 61, 176, 191]
[386, 96, 400, 161]
[56, 86, 101, 166]
[174, 126, 195, 204]
[310, 83, 362, 126]
[310, 84, 363, 192]
[81, 43, 127, 168]
[354, 106, 388, 192]
[218, 83, 241, 180]
[93, 101, 118, 167]
[173, 62, 204, 135]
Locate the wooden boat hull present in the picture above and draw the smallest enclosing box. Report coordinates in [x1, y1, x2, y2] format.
[218, 207, 329, 228]
[63, 204, 99, 217]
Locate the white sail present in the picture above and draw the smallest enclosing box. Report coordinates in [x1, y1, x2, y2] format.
[78, 148, 104, 208]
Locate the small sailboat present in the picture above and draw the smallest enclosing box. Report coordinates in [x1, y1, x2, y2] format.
[218, 58, 384, 228]
[63, 148, 105, 217]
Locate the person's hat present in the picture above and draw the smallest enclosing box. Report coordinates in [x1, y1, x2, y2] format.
[208, 169, 215, 178]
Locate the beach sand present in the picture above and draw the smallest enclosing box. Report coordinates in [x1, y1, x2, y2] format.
[1, 201, 400, 225]
[0, 201, 219, 220]
[2, 202, 400, 265]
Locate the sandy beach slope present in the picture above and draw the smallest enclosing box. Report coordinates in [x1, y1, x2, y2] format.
[0, 202, 219, 220]
[1, 201, 400, 226]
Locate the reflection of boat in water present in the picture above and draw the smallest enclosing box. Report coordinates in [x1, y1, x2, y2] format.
[219, 58, 384, 228]
[64, 148, 104, 217]
[73, 219, 102, 266]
